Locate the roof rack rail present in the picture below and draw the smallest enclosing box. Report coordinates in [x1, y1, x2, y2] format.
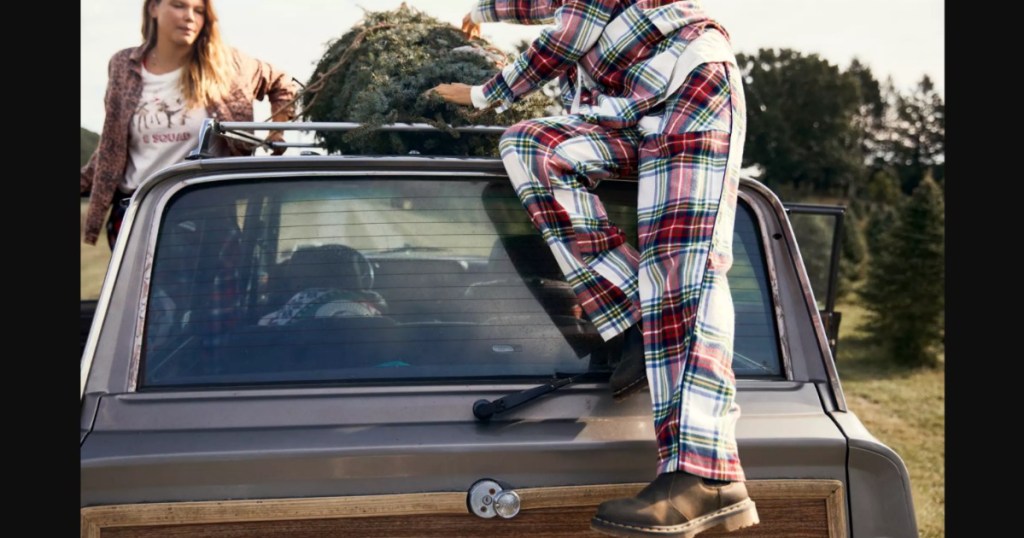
[187, 119, 509, 160]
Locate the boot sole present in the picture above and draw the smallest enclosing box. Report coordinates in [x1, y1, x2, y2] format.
[590, 498, 759, 537]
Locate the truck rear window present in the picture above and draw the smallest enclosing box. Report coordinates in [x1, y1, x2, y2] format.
[140, 177, 781, 388]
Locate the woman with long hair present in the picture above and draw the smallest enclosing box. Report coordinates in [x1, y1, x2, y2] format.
[81, 0, 297, 249]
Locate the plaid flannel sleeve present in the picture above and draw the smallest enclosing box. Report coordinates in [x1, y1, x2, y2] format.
[479, 0, 616, 111]
[471, 0, 558, 24]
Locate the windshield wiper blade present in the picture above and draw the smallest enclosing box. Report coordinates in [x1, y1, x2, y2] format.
[378, 246, 445, 254]
[472, 372, 593, 421]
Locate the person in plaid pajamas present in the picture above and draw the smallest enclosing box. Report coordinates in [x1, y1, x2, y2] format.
[432, 1, 758, 536]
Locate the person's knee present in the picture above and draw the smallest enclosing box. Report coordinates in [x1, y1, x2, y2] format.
[498, 120, 536, 155]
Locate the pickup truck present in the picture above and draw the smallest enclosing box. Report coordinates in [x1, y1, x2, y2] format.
[79, 121, 917, 537]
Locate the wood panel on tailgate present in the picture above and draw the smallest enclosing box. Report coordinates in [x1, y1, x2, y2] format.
[81, 480, 847, 538]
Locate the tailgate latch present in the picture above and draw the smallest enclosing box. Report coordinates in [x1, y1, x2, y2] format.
[467, 478, 521, 519]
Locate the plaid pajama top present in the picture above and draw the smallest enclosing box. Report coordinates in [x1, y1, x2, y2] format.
[471, 0, 727, 127]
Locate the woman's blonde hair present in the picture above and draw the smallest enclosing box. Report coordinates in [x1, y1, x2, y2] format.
[141, 0, 234, 109]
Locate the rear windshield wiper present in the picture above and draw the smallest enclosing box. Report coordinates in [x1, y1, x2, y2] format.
[472, 372, 600, 421]
[377, 246, 446, 254]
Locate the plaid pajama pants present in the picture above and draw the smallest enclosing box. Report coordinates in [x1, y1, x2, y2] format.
[499, 59, 747, 481]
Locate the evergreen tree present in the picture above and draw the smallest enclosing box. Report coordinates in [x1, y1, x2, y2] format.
[300, 5, 557, 156]
[861, 167, 903, 216]
[873, 76, 945, 194]
[847, 58, 885, 202]
[736, 48, 865, 196]
[861, 174, 944, 367]
[853, 166, 903, 252]
[863, 198, 900, 256]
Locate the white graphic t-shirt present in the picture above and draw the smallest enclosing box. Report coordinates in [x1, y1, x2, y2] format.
[123, 65, 210, 192]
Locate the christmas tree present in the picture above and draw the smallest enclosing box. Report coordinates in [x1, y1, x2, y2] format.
[301, 4, 558, 156]
[861, 174, 945, 367]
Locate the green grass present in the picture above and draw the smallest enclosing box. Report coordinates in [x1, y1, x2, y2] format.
[834, 300, 944, 538]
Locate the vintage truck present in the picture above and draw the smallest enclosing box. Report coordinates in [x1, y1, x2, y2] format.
[79, 121, 917, 537]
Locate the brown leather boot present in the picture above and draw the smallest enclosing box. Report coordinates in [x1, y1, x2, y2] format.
[591, 471, 759, 537]
[608, 324, 647, 401]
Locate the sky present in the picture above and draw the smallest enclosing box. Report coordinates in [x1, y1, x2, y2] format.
[80, 0, 944, 135]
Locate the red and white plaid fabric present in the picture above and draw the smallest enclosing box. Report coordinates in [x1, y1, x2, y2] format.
[485, 0, 749, 481]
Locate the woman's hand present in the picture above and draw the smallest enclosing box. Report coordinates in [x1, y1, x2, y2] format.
[265, 130, 287, 156]
[427, 83, 474, 107]
[461, 13, 481, 40]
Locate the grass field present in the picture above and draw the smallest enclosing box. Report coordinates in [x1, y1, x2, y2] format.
[834, 300, 944, 538]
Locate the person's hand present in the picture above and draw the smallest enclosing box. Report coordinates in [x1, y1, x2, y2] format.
[461, 13, 481, 40]
[266, 130, 286, 156]
[427, 83, 474, 107]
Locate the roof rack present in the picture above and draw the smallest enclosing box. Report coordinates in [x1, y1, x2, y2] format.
[187, 119, 509, 160]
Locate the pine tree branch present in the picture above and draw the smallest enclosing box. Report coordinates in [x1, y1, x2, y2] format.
[260, 23, 395, 123]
